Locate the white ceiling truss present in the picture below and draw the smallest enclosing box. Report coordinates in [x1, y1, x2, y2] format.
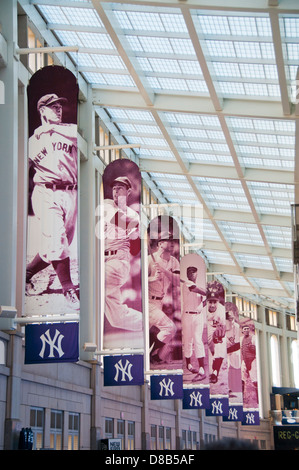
[18, 0, 299, 312]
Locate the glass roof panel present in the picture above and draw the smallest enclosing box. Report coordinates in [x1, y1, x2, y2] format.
[30, 1, 298, 311]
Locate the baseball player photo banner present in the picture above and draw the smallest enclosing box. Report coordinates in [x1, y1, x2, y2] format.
[205, 280, 229, 417]
[240, 318, 260, 426]
[25, 322, 79, 364]
[25, 66, 80, 318]
[181, 253, 210, 410]
[102, 159, 143, 352]
[223, 302, 243, 422]
[147, 215, 183, 374]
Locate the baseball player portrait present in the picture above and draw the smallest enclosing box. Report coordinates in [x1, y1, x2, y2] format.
[206, 280, 227, 387]
[225, 302, 242, 400]
[25, 92, 79, 312]
[181, 265, 207, 382]
[240, 318, 258, 407]
[148, 230, 181, 368]
[103, 173, 143, 337]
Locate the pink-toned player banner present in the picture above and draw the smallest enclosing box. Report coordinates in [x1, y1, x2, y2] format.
[181, 253, 210, 409]
[206, 280, 229, 417]
[102, 159, 143, 351]
[240, 318, 260, 425]
[147, 215, 183, 372]
[25, 65, 80, 316]
[223, 302, 243, 422]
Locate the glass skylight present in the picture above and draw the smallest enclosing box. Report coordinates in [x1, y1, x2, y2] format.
[31, 1, 298, 310]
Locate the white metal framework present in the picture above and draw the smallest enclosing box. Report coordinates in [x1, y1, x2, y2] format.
[18, 0, 299, 313]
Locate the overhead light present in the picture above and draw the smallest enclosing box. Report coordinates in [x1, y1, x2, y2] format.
[84, 343, 97, 352]
[0, 306, 17, 318]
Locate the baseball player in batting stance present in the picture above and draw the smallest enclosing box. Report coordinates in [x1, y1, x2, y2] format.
[148, 231, 180, 365]
[206, 280, 226, 384]
[25, 93, 79, 310]
[103, 176, 143, 332]
[181, 266, 207, 381]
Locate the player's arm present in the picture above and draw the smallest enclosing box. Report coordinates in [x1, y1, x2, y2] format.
[34, 123, 77, 143]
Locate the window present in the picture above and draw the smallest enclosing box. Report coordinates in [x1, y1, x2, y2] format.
[127, 421, 135, 450]
[30, 407, 44, 450]
[158, 426, 164, 450]
[50, 410, 63, 450]
[117, 419, 125, 450]
[151, 425, 157, 450]
[0, 339, 5, 365]
[105, 418, 113, 438]
[165, 427, 171, 450]
[270, 335, 281, 386]
[291, 340, 299, 388]
[267, 309, 278, 327]
[182, 430, 186, 449]
[68, 413, 80, 450]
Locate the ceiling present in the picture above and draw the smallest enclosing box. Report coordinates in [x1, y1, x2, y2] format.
[19, 0, 299, 313]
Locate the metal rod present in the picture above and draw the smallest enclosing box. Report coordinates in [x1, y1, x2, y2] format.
[144, 369, 183, 375]
[94, 349, 144, 356]
[94, 144, 141, 151]
[16, 46, 79, 55]
[15, 315, 79, 324]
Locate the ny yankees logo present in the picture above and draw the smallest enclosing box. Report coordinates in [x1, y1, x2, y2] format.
[159, 378, 175, 397]
[211, 400, 223, 415]
[114, 359, 133, 382]
[39, 329, 64, 359]
[189, 391, 202, 407]
[245, 412, 256, 425]
[228, 407, 239, 421]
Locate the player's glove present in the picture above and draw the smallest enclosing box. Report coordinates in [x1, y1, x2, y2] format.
[213, 324, 226, 343]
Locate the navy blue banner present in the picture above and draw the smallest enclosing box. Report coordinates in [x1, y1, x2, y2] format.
[150, 374, 183, 400]
[223, 405, 243, 422]
[183, 387, 210, 409]
[103, 355, 144, 386]
[205, 397, 229, 417]
[242, 410, 260, 426]
[25, 322, 79, 364]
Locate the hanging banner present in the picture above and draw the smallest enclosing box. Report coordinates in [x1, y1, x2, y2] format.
[240, 318, 260, 425]
[150, 374, 183, 400]
[205, 280, 229, 417]
[25, 66, 80, 317]
[223, 302, 243, 422]
[147, 215, 183, 372]
[102, 159, 143, 352]
[181, 253, 209, 410]
[103, 355, 144, 386]
[25, 322, 79, 364]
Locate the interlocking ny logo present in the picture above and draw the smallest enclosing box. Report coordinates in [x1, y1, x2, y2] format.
[114, 359, 133, 382]
[211, 399, 223, 415]
[228, 407, 239, 420]
[159, 378, 175, 397]
[190, 391, 202, 407]
[39, 329, 64, 359]
[245, 412, 256, 425]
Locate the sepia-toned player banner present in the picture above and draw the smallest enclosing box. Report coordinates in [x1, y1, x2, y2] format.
[147, 215, 183, 371]
[205, 280, 229, 417]
[240, 318, 260, 426]
[102, 158, 144, 356]
[181, 253, 210, 410]
[25, 66, 80, 321]
[223, 302, 243, 422]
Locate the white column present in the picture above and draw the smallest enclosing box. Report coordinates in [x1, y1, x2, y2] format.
[0, 0, 18, 308]
[78, 85, 97, 361]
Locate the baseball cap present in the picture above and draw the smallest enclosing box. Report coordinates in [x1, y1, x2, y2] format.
[158, 231, 174, 241]
[207, 280, 225, 302]
[110, 176, 132, 189]
[37, 93, 67, 110]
